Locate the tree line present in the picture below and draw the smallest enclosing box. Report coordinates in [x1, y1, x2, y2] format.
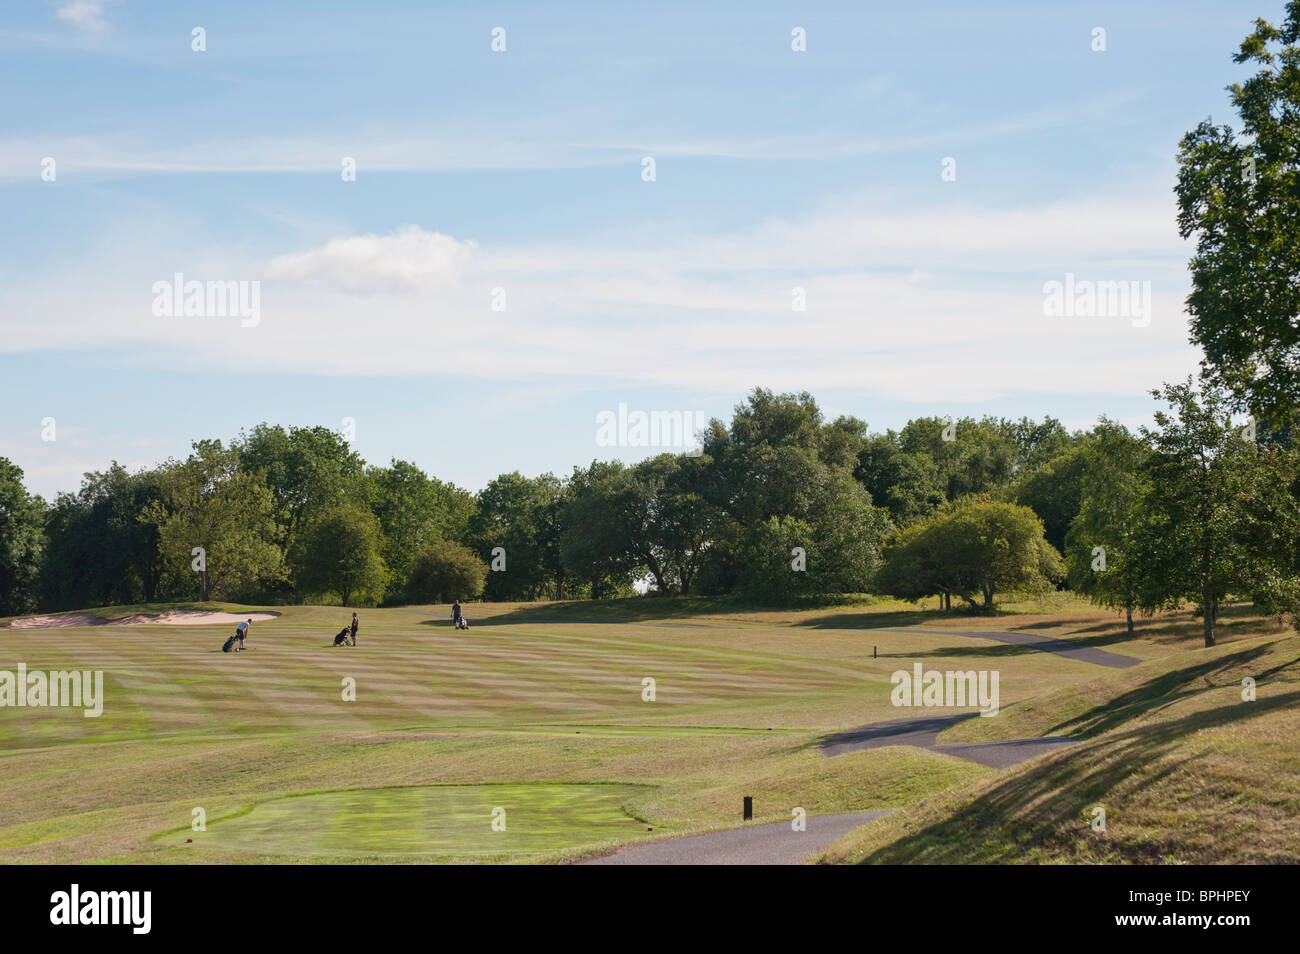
[3, 381, 1298, 646]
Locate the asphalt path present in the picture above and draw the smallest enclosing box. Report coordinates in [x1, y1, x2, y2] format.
[578, 811, 889, 865]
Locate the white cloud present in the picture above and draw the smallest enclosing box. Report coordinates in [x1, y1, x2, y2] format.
[56, 1, 110, 33]
[265, 227, 477, 294]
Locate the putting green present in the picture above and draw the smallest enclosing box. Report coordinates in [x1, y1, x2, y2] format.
[187, 783, 658, 860]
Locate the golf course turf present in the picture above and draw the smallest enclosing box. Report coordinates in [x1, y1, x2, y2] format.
[0, 597, 1294, 864]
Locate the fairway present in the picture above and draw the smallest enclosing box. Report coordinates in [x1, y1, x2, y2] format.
[0, 598, 1291, 863]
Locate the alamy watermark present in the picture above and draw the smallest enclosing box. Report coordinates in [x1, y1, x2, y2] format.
[595, 403, 706, 455]
[152, 273, 261, 327]
[0, 665, 104, 717]
[890, 663, 1000, 716]
[1042, 273, 1151, 328]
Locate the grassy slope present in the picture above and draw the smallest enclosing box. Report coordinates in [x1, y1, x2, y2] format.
[819, 619, 1300, 864]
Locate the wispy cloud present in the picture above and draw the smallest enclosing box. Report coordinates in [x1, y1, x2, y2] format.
[0, 89, 1145, 181]
[0, 193, 1197, 403]
[55, 0, 111, 33]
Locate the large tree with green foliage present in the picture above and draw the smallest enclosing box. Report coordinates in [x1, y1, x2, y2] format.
[1133, 379, 1300, 646]
[876, 497, 1062, 609]
[1014, 443, 1090, 554]
[469, 471, 570, 601]
[1064, 419, 1150, 633]
[366, 459, 473, 598]
[0, 458, 44, 617]
[146, 442, 285, 601]
[40, 464, 166, 610]
[1176, 2, 1300, 426]
[237, 424, 366, 576]
[292, 503, 389, 605]
[563, 454, 721, 596]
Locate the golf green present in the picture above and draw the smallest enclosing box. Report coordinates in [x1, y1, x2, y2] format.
[186, 783, 658, 860]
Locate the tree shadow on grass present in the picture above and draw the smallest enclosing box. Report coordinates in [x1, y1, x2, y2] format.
[1045, 645, 1299, 739]
[793, 607, 1000, 631]
[850, 686, 1300, 864]
[1012, 602, 1285, 645]
[478, 599, 727, 625]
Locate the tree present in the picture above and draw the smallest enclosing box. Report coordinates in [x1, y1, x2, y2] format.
[146, 442, 285, 601]
[40, 464, 167, 610]
[1176, 2, 1300, 427]
[366, 459, 473, 597]
[469, 472, 568, 601]
[562, 455, 721, 596]
[237, 424, 366, 575]
[292, 503, 388, 605]
[1014, 444, 1089, 554]
[876, 497, 1063, 609]
[897, 416, 1018, 501]
[406, 539, 488, 603]
[1132, 379, 1300, 646]
[0, 458, 44, 617]
[1064, 420, 1150, 632]
[855, 433, 945, 526]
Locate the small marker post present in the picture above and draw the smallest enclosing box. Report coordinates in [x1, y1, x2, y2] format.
[743, 796, 753, 821]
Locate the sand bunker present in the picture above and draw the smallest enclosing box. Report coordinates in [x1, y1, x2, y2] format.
[7, 613, 102, 630]
[7, 610, 280, 629]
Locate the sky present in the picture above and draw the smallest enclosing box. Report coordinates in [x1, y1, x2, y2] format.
[0, 0, 1277, 498]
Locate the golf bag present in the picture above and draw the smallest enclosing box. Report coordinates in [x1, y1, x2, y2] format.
[455, 615, 469, 630]
[333, 627, 354, 646]
[222, 635, 237, 653]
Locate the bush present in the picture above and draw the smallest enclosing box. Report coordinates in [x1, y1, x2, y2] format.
[406, 539, 488, 603]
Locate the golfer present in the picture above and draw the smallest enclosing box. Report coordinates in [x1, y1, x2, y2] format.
[235, 618, 252, 650]
[451, 600, 462, 627]
[350, 612, 359, 645]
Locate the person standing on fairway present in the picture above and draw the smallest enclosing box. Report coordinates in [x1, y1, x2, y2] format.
[350, 612, 359, 645]
[235, 618, 252, 650]
[451, 600, 462, 628]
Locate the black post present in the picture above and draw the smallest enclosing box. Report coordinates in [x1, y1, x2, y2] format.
[873, 645, 877, 659]
[743, 796, 753, 821]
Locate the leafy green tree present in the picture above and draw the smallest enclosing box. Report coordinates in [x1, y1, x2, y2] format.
[366, 459, 474, 597]
[237, 424, 366, 574]
[1014, 444, 1089, 554]
[855, 433, 945, 526]
[406, 539, 488, 603]
[0, 458, 44, 616]
[292, 503, 389, 605]
[469, 471, 568, 600]
[563, 455, 721, 596]
[146, 442, 285, 601]
[1064, 420, 1150, 632]
[1132, 379, 1300, 646]
[876, 497, 1062, 609]
[898, 416, 1018, 501]
[40, 464, 166, 609]
[1002, 416, 1078, 473]
[1176, 2, 1300, 426]
[733, 516, 817, 603]
[733, 474, 888, 602]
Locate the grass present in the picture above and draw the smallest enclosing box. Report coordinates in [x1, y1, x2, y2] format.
[0, 597, 1293, 863]
[818, 625, 1300, 864]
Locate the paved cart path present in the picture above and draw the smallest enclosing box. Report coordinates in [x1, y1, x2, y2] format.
[578, 811, 888, 865]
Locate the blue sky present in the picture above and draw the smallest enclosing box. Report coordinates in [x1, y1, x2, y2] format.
[0, 0, 1275, 498]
